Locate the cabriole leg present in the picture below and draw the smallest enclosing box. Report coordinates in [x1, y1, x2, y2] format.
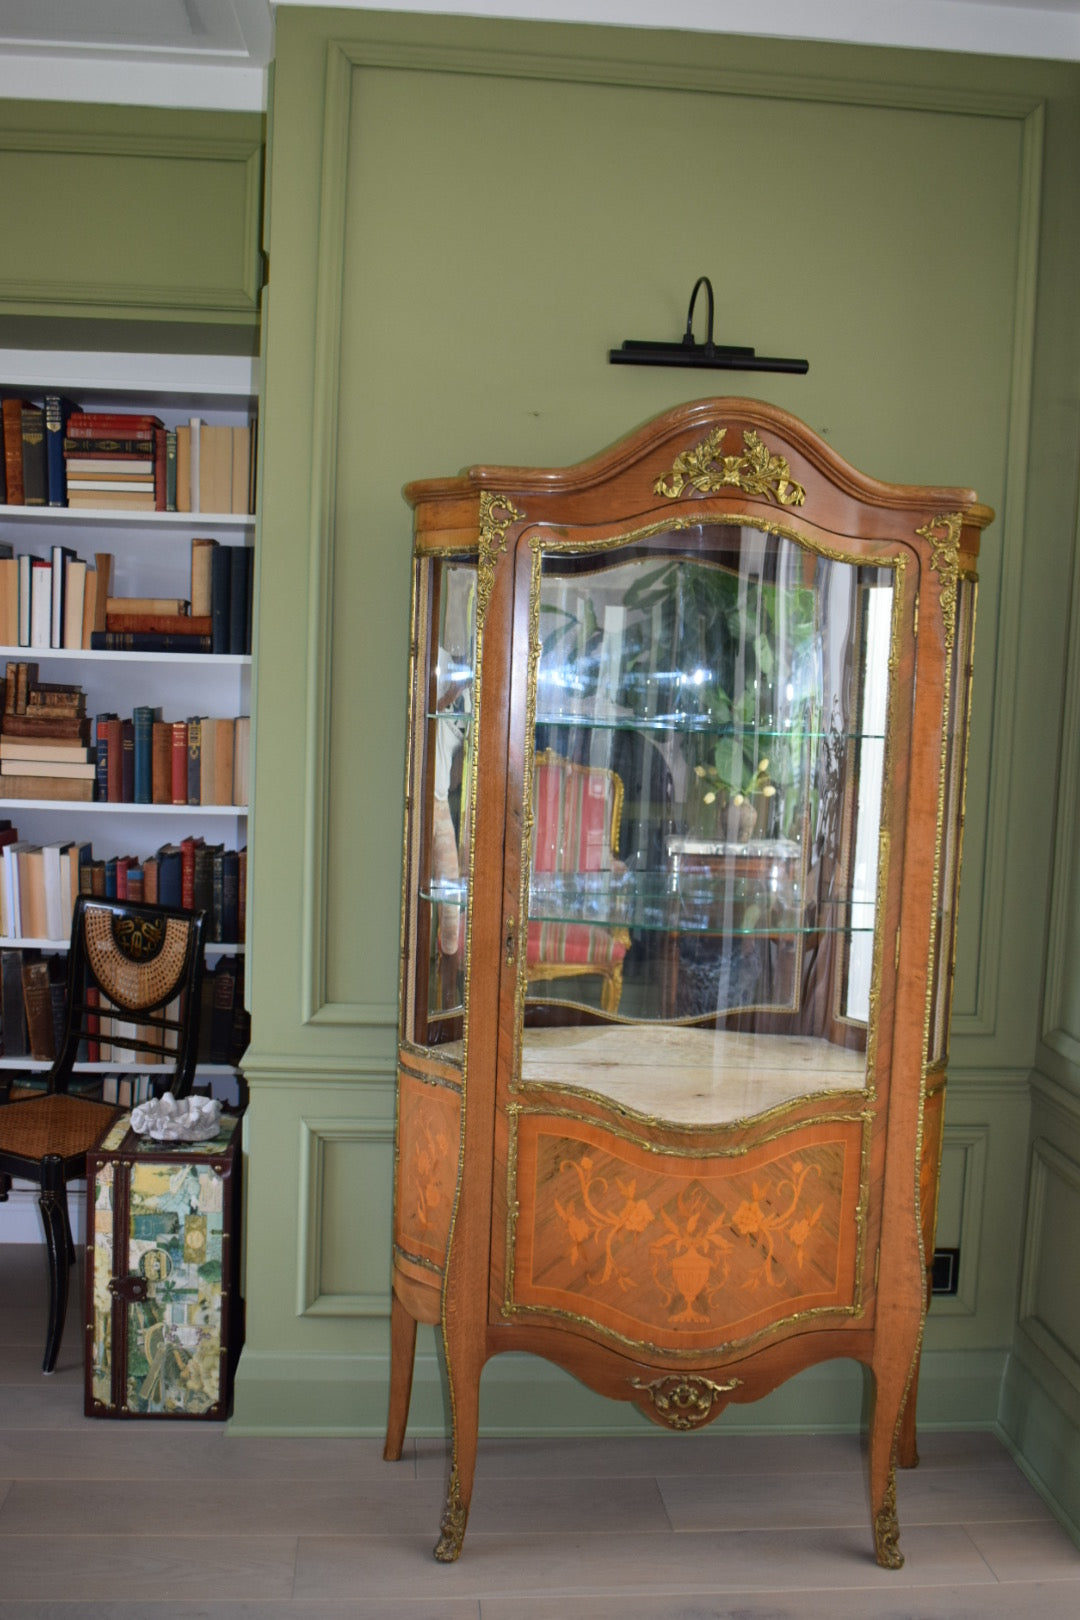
[384, 1289, 418, 1462]
[434, 1324, 481, 1563]
[868, 1360, 907, 1569]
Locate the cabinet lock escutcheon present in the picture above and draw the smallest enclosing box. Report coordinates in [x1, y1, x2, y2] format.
[505, 915, 516, 966]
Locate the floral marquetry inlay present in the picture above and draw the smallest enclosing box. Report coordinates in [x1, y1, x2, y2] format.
[514, 1118, 861, 1350]
[654, 426, 806, 507]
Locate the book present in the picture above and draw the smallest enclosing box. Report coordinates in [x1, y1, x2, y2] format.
[66, 476, 156, 492]
[156, 843, 182, 908]
[193, 840, 220, 919]
[228, 545, 252, 655]
[232, 424, 252, 515]
[63, 557, 87, 649]
[1, 947, 28, 1055]
[50, 545, 76, 648]
[171, 721, 188, 804]
[176, 424, 191, 513]
[209, 955, 237, 1063]
[22, 955, 56, 1056]
[199, 423, 233, 513]
[152, 720, 172, 804]
[0, 554, 18, 646]
[16, 846, 45, 938]
[232, 715, 251, 807]
[154, 426, 167, 512]
[186, 716, 202, 805]
[0, 776, 94, 801]
[21, 404, 47, 505]
[121, 717, 135, 802]
[199, 719, 217, 807]
[210, 717, 235, 805]
[189, 416, 201, 514]
[48, 957, 67, 1055]
[142, 855, 159, 904]
[105, 597, 189, 615]
[104, 614, 210, 636]
[63, 439, 155, 456]
[2, 398, 33, 504]
[132, 705, 159, 803]
[41, 841, 67, 940]
[99, 713, 122, 803]
[0, 759, 97, 779]
[93, 553, 113, 633]
[2, 713, 90, 741]
[66, 412, 164, 436]
[29, 559, 51, 649]
[179, 835, 203, 910]
[221, 846, 240, 943]
[0, 740, 93, 762]
[211, 543, 230, 654]
[80, 564, 98, 649]
[90, 632, 213, 653]
[44, 395, 80, 506]
[16, 553, 30, 645]
[66, 491, 156, 510]
[191, 537, 217, 617]
[165, 428, 177, 510]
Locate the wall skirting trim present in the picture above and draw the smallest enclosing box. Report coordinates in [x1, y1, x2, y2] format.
[229, 1341, 1007, 1438]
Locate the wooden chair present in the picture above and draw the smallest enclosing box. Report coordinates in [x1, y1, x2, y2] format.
[0, 897, 207, 1372]
[528, 751, 631, 1015]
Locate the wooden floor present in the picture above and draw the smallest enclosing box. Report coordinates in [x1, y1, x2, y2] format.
[2, 1244, 1080, 1618]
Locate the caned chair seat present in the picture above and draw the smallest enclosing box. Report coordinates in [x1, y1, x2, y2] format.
[0, 897, 207, 1373]
[0, 1094, 121, 1165]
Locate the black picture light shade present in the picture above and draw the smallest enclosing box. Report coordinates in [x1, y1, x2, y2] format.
[609, 276, 809, 375]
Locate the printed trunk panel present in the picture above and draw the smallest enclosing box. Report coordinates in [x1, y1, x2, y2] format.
[85, 1116, 240, 1418]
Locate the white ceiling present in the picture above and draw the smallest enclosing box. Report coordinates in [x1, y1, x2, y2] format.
[0, 0, 1079, 110]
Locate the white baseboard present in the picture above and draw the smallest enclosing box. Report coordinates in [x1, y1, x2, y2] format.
[1, 1178, 86, 1243]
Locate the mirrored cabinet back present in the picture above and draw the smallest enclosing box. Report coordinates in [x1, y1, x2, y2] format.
[384, 399, 992, 1566]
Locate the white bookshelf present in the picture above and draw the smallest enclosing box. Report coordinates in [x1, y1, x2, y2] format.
[0, 348, 257, 1095]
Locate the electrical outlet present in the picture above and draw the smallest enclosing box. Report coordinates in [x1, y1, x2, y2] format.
[931, 1247, 960, 1296]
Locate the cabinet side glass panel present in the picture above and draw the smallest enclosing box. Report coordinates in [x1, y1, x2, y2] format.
[404, 554, 477, 1052]
[519, 523, 897, 1125]
[928, 576, 976, 1065]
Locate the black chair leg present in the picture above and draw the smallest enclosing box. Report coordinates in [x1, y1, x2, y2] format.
[39, 1154, 70, 1375]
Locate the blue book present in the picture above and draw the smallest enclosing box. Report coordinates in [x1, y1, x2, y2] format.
[44, 395, 80, 507]
[94, 713, 116, 803]
[132, 705, 158, 804]
[156, 844, 182, 909]
[228, 546, 251, 654]
[104, 857, 118, 899]
[210, 544, 231, 655]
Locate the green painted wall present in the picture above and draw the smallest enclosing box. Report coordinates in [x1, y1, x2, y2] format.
[0, 101, 263, 326]
[237, 9, 1080, 1507]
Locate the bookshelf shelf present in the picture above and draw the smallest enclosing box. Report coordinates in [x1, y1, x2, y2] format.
[0, 507, 253, 530]
[0, 349, 256, 1093]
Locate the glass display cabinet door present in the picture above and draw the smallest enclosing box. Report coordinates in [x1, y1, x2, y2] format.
[401, 552, 478, 1055]
[514, 519, 900, 1121]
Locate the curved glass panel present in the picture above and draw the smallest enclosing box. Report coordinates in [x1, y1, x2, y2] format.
[402, 554, 477, 1051]
[518, 522, 899, 1123]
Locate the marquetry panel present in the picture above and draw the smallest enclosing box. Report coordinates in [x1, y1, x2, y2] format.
[392, 1064, 461, 1277]
[508, 1111, 864, 1353]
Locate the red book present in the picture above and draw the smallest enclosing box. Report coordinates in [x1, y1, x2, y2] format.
[115, 854, 132, 900]
[102, 716, 123, 803]
[180, 835, 203, 911]
[154, 425, 167, 512]
[66, 413, 164, 435]
[170, 721, 188, 805]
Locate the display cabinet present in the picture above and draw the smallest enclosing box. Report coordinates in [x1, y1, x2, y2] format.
[385, 399, 990, 1567]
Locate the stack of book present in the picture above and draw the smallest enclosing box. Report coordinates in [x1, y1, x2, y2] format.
[1, 664, 94, 800]
[63, 410, 165, 511]
[92, 594, 212, 655]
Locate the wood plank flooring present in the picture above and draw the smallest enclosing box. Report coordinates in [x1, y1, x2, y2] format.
[2, 1242, 1079, 1617]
